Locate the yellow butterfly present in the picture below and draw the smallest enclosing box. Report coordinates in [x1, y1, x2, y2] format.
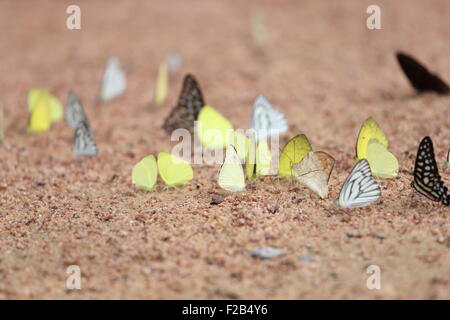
[157, 152, 193, 187]
[28, 94, 52, 132]
[278, 134, 312, 177]
[229, 130, 249, 162]
[153, 62, 169, 107]
[246, 134, 273, 180]
[218, 145, 246, 192]
[132, 155, 158, 190]
[197, 105, 233, 149]
[28, 89, 63, 124]
[355, 117, 398, 178]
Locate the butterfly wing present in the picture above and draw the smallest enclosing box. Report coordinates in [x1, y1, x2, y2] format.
[251, 95, 288, 141]
[396, 52, 449, 95]
[157, 152, 193, 187]
[412, 136, 449, 203]
[65, 91, 89, 130]
[73, 121, 98, 156]
[197, 105, 233, 149]
[355, 117, 388, 161]
[245, 132, 257, 180]
[293, 152, 329, 199]
[315, 151, 335, 182]
[101, 57, 126, 102]
[218, 145, 245, 192]
[278, 134, 312, 177]
[132, 155, 158, 190]
[337, 159, 381, 208]
[162, 74, 205, 134]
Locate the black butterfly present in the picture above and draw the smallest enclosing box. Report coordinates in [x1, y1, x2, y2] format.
[412, 136, 449, 206]
[162, 74, 205, 135]
[396, 52, 449, 95]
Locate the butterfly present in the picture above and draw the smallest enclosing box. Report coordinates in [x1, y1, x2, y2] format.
[335, 159, 381, 208]
[132, 155, 158, 190]
[65, 91, 89, 131]
[278, 134, 313, 177]
[157, 152, 193, 187]
[245, 133, 273, 180]
[445, 149, 450, 169]
[162, 74, 205, 135]
[197, 105, 233, 149]
[355, 117, 398, 178]
[28, 94, 52, 132]
[293, 151, 335, 199]
[396, 52, 449, 95]
[28, 89, 63, 124]
[251, 95, 288, 141]
[166, 50, 182, 73]
[411, 136, 449, 206]
[152, 62, 168, 107]
[100, 56, 126, 102]
[131, 153, 193, 190]
[218, 145, 246, 192]
[73, 120, 98, 156]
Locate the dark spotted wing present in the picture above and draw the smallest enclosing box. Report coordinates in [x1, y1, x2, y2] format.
[396, 52, 449, 95]
[412, 136, 449, 206]
[162, 74, 205, 134]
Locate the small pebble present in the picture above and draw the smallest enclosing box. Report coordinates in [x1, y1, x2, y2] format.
[210, 195, 224, 205]
[267, 204, 279, 214]
[298, 255, 313, 263]
[250, 247, 283, 260]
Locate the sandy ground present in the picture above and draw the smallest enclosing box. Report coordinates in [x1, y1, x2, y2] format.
[0, 0, 449, 299]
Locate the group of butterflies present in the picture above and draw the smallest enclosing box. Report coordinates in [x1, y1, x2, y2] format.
[25, 52, 181, 156]
[132, 51, 450, 208]
[22, 49, 450, 208]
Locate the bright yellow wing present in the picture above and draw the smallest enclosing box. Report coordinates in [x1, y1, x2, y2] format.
[245, 132, 257, 180]
[131, 155, 158, 190]
[197, 105, 233, 149]
[28, 95, 52, 132]
[293, 151, 329, 199]
[278, 134, 313, 177]
[157, 152, 193, 187]
[356, 117, 388, 160]
[153, 62, 168, 106]
[256, 139, 272, 175]
[366, 139, 399, 178]
[218, 145, 245, 192]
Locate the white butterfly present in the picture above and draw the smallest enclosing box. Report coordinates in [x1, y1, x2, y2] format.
[65, 91, 89, 130]
[100, 57, 126, 102]
[73, 121, 98, 156]
[251, 95, 288, 140]
[335, 159, 381, 208]
[218, 145, 246, 192]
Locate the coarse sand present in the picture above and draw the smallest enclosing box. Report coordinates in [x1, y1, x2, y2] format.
[0, 0, 449, 299]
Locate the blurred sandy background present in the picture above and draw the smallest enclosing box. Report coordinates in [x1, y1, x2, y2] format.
[0, 0, 449, 299]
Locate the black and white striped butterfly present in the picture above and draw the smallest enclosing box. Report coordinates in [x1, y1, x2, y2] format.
[412, 136, 449, 206]
[162, 74, 205, 135]
[251, 95, 288, 141]
[335, 159, 381, 208]
[65, 91, 89, 130]
[73, 120, 98, 157]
